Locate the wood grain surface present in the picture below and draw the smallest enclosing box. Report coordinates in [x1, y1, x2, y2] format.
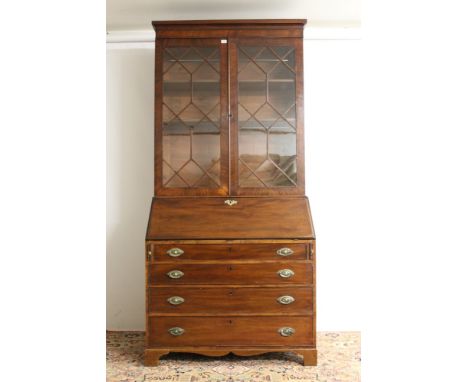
[146, 197, 314, 240]
[148, 286, 313, 315]
[147, 316, 314, 347]
[148, 261, 312, 285]
[149, 242, 309, 261]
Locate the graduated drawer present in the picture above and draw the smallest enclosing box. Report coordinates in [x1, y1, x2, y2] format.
[148, 262, 312, 285]
[148, 243, 308, 261]
[147, 316, 313, 347]
[148, 286, 313, 315]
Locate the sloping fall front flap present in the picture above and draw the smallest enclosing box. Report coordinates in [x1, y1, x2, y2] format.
[146, 197, 315, 240]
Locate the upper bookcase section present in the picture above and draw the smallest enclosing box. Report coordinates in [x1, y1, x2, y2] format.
[153, 20, 307, 197]
[152, 19, 307, 39]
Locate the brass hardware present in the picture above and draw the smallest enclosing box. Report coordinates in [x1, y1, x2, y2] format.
[167, 248, 184, 257]
[278, 327, 295, 337]
[277, 295, 295, 305]
[277, 247, 294, 256]
[224, 199, 238, 206]
[167, 296, 185, 305]
[168, 327, 185, 336]
[277, 269, 295, 278]
[221, 39, 227, 43]
[167, 270, 184, 279]
[147, 250, 152, 262]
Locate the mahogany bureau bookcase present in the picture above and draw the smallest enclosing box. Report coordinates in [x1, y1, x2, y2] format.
[145, 20, 316, 366]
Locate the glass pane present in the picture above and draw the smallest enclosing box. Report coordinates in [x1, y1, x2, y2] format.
[162, 46, 221, 188]
[238, 45, 297, 188]
[238, 128, 268, 188]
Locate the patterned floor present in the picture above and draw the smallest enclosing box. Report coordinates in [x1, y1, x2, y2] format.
[107, 331, 360, 382]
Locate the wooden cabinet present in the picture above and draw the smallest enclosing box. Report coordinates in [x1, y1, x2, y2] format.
[145, 20, 316, 366]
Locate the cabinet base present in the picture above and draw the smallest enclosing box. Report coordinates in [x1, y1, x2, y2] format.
[144, 347, 317, 366]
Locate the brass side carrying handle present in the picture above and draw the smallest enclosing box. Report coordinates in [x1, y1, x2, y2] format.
[224, 199, 238, 206]
[277, 269, 295, 278]
[277, 247, 294, 256]
[167, 296, 185, 305]
[278, 327, 295, 337]
[277, 295, 295, 305]
[168, 327, 185, 336]
[167, 248, 184, 257]
[167, 270, 184, 279]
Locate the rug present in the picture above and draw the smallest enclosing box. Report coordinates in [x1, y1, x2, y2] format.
[107, 331, 360, 382]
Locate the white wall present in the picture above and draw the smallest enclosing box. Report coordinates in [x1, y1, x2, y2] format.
[107, 47, 154, 330]
[106, 37, 363, 330]
[107, 0, 361, 32]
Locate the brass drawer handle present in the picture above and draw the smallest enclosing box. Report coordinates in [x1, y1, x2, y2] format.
[168, 327, 185, 336]
[167, 270, 184, 279]
[277, 269, 295, 278]
[278, 327, 296, 337]
[167, 248, 184, 257]
[167, 296, 185, 305]
[277, 247, 294, 256]
[277, 295, 295, 305]
[224, 199, 238, 206]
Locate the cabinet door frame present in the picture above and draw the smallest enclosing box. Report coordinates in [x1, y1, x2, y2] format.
[229, 37, 305, 196]
[154, 38, 230, 196]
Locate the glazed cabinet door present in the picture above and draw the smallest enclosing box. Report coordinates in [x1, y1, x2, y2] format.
[155, 38, 229, 196]
[230, 38, 304, 195]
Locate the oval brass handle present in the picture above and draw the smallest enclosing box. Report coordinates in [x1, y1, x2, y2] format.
[277, 247, 294, 256]
[277, 295, 295, 305]
[277, 269, 295, 278]
[167, 248, 184, 257]
[168, 327, 185, 336]
[278, 327, 296, 337]
[224, 199, 238, 206]
[167, 296, 185, 305]
[166, 270, 184, 279]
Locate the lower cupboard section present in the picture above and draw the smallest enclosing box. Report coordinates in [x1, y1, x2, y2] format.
[147, 316, 314, 347]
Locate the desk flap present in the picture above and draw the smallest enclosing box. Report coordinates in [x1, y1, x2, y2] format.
[146, 197, 314, 240]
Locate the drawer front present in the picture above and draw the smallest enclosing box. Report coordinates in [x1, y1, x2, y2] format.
[148, 316, 313, 347]
[149, 243, 308, 261]
[149, 287, 313, 314]
[148, 262, 312, 285]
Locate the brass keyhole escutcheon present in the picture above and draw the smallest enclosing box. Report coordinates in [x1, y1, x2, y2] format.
[224, 199, 238, 206]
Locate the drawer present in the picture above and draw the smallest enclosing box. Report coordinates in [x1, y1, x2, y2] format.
[148, 262, 312, 285]
[148, 243, 308, 261]
[148, 286, 313, 315]
[147, 316, 314, 347]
